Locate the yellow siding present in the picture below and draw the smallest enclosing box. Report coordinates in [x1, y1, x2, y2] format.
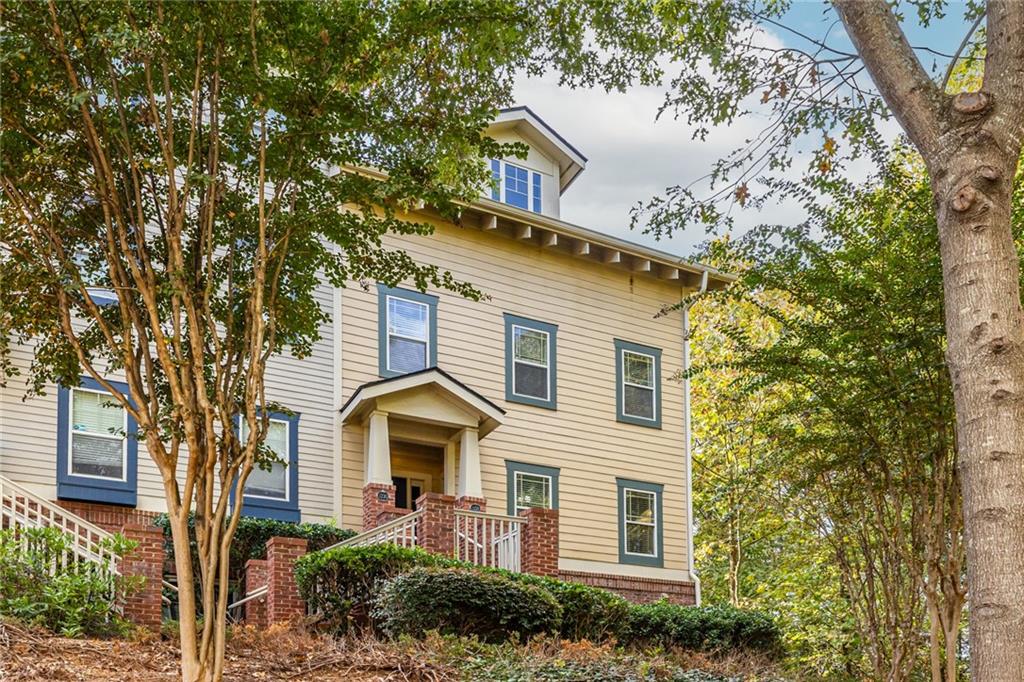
[341, 216, 691, 572]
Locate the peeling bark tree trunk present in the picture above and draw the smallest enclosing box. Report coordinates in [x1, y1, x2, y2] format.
[833, 1, 1024, 679]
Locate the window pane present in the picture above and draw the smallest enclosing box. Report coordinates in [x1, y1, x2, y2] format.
[513, 327, 547, 365]
[71, 433, 123, 479]
[505, 163, 529, 209]
[72, 390, 123, 435]
[623, 352, 653, 386]
[624, 385, 654, 419]
[246, 462, 286, 499]
[516, 473, 551, 510]
[490, 159, 501, 201]
[388, 297, 428, 340]
[531, 172, 541, 213]
[514, 362, 548, 399]
[389, 337, 427, 373]
[625, 490, 655, 523]
[626, 522, 655, 555]
[243, 420, 288, 500]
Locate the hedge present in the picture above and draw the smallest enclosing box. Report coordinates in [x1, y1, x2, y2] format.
[624, 601, 782, 654]
[295, 543, 455, 633]
[375, 567, 562, 642]
[153, 513, 355, 585]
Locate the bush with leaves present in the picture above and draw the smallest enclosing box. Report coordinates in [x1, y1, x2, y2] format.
[625, 601, 781, 655]
[0, 526, 140, 637]
[154, 513, 355, 585]
[375, 567, 562, 642]
[511, 573, 630, 642]
[295, 543, 455, 632]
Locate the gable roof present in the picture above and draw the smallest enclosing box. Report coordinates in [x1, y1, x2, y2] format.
[490, 106, 587, 194]
[339, 367, 506, 437]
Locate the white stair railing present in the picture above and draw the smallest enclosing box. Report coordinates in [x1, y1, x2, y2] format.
[0, 475, 123, 604]
[323, 509, 423, 551]
[454, 510, 525, 572]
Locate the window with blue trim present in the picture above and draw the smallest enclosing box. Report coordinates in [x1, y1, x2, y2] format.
[506, 461, 559, 516]
[377, 285, 439, 378]
[57, 377, 138, 506]
[239, 411, 300, 522]
[614, 339, 662, 428]
[504, 314, 557, 409]
[488, 160, 543, 214]
[617, 478, 663, 567]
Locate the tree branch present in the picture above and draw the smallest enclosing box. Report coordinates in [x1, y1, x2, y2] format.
[832, 0, 945, 160]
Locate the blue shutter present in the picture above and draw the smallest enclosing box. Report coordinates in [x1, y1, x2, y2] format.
[532, 172, 541, 213]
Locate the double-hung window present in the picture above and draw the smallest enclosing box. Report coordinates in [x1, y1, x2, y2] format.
[238, 411, 300, 522]
[614, 339, 661, 427]
[617, 478, 663, 567]
[490, 160, 543, 214]
[504, 314, 557, 409]
[57, 377, 138, 506]
[505, 461, 560, 516]
[378, 285, 438, 378]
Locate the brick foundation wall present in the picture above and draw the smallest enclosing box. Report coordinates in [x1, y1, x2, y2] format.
[266, 536, 308, 624]
[520, 508, 559, 577]
[559, 570, 697, 605]
[120, 524, 165, 631]
[56, 500, 160, 534]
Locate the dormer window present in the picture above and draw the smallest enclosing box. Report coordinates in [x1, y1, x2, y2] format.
[490, 160, 542, 214]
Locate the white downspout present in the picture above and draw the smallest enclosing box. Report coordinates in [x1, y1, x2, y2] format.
[683, 269, 708, 605]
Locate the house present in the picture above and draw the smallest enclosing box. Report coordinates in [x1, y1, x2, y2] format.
[0, 106, 731, 605]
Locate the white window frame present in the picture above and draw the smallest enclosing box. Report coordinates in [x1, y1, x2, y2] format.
[385, 294, 431, 374]
[513, 471, 553, 515]
[67, 386, 128, 482]
[511, 324, 551, 401]
[494, 161, 541, 212]
[240, 417, 291, 502]
[622, 487, 659, 558]
[620, 348, 657, 421]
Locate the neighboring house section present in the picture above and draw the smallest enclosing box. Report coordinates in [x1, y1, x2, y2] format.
[0, 105, 731, 604]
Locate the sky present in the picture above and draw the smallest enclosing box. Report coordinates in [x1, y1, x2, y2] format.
[512, 1, 977, 259]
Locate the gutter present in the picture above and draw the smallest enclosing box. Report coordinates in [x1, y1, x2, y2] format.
[682, 269, 708, 605]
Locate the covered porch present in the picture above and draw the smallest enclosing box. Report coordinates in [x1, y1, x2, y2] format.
[339, 368, 506, 528]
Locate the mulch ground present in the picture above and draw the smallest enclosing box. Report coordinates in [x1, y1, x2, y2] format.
[0, 621, 456, 681]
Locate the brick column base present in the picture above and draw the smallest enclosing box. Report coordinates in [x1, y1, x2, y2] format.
[415, 492, 456, 557]
[455, 495, 486, 512]
[266, 536, 308, 624]
[520, 507, 559, 577]
[244, 558, 269, 628]
[120, 524, 164, 631]
[362, 483, 400, 530]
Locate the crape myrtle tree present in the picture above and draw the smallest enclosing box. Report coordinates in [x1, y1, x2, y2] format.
[0, 2, 664, 680]
[636, 2, 1024, 678]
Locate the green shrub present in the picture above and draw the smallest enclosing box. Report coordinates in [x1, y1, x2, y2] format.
[375, 567, 562, 642]
[153, 513, 355, 584]
[509, 574, 630, 642]
[624, 601, 781, 655]
[295, 543, 455, 633]
[0, 526, 140, 637]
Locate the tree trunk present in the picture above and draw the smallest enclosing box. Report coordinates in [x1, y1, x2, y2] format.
[934, 136, 1024, 681]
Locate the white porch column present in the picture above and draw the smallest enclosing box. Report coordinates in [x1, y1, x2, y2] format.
[444, 439, 458, 496]
[364, 410, 392, 485]
[456, 427, 482, 498]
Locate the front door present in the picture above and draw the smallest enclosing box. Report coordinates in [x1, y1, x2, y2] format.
[392, 474, 431, 510]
